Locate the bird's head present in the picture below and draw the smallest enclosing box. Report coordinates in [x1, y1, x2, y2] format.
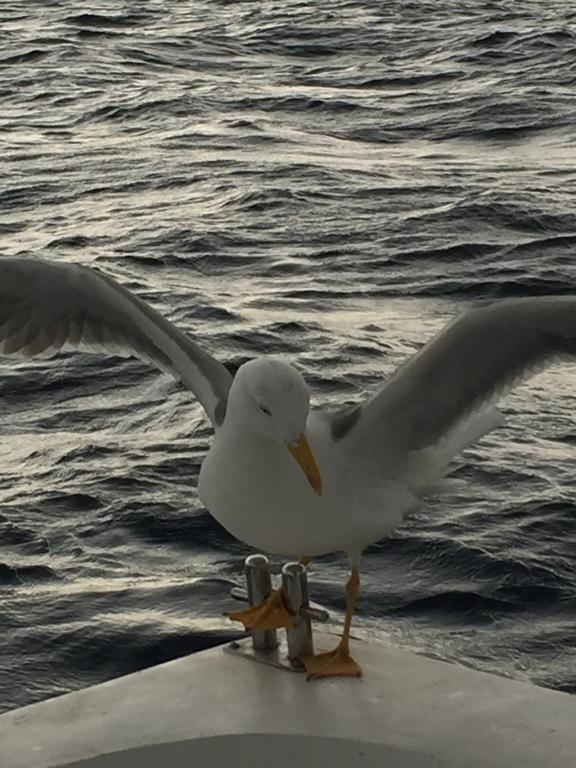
[232, 357, 322, 495]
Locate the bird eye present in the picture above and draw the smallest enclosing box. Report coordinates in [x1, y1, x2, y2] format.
[259, 405, 272, 416]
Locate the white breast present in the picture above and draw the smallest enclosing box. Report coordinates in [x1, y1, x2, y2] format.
[198, 418, 412, 558]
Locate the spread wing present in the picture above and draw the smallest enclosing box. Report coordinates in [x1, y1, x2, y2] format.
[334, 297, 576, 473]
[0, 258, 232, 426]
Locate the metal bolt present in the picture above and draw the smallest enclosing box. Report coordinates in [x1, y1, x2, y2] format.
[244, 554, 278, 651]
[282, 561, 314, 662]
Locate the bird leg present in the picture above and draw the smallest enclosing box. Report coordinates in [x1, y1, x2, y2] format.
[301, 566, 362, 679]
[229, 587, 296, 631]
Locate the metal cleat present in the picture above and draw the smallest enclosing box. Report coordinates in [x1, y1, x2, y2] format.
[228, 554, 330, 670]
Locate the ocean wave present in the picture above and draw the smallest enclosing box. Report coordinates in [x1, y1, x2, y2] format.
[0, 562, 59, 586]
[3, 0, 576, 712]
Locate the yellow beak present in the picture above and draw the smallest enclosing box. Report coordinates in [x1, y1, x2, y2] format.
[286, 434, 322, 496]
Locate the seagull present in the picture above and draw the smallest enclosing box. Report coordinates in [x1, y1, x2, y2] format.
[1, 257, 576, 678]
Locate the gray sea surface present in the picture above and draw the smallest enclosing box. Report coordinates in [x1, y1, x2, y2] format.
[2, 0, 576, 712]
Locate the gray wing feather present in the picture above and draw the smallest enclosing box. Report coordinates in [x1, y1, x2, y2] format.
[340, 297, 576, 464]
[0, 258, 232, 426]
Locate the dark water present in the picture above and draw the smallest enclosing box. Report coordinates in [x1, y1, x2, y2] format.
[2, 0, 576, 713]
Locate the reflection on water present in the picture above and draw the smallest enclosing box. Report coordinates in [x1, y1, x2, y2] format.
[2, 0, 576, 711]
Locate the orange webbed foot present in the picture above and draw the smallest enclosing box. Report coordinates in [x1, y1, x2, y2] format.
[301, 644, 362, 680]
[229, 588, 296, 631]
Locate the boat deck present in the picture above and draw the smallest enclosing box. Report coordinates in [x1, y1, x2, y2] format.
[1, 632, 576, 767]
